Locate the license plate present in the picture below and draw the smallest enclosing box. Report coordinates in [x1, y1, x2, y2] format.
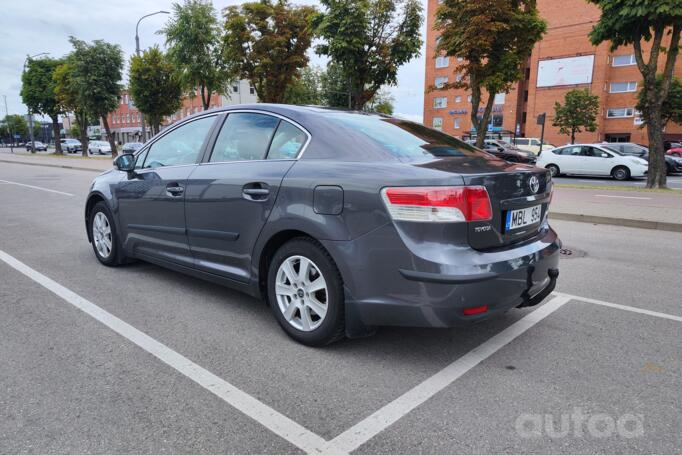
[506, 205, 542, 231]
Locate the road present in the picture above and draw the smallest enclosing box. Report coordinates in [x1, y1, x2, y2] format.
[1, 162, 680, 454]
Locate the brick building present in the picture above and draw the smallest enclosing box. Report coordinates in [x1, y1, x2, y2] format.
[105, 80, 257, 144]
[424, 0, 682, 146]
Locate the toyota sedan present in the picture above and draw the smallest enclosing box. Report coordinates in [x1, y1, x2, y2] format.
[85, 105, 560, 346]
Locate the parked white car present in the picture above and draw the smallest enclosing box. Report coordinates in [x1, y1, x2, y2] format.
[537, 144, 648, 180]
[512, 137, 555, 154]
[88, 140, 112, 155]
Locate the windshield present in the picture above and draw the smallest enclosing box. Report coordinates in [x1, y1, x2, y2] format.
[325, 113, 491, 161]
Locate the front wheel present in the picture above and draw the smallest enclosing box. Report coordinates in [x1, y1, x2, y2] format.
[612, 166, 630, 181]
[267, 238, 345, 346]
[89, 201, 126, 266]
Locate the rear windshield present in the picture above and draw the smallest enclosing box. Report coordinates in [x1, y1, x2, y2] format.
[326, 113, 491, 161]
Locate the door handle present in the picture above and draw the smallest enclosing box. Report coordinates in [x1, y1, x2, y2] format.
[242, 183, 270, 201]
[166, 183, 185, 197]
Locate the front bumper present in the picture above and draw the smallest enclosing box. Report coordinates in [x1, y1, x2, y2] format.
[322, 223, 561, 335]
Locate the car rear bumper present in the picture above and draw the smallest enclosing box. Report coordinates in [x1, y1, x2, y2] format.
[322, 223, 561, 333]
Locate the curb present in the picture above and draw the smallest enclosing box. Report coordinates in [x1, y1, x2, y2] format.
[0, 159, 106, 173]
[550, 212, 682, 233]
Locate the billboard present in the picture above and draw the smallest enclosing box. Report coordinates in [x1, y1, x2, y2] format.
[537, 55, 595, 88]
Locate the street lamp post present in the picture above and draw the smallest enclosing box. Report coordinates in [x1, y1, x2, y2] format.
[23, 52, 49, 153]
[135, 10, 169, 144]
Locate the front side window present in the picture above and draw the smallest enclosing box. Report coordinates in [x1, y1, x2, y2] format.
[142, 116, 215, 169]
[267, 121, 308, 160]
[210, 113, 279, 163]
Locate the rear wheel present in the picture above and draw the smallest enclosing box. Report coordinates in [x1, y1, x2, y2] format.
[546, 164, 560, 177]
[612, 166, 630, 181]
[89, 201, 127, 266]
[267, 238, 345, 346]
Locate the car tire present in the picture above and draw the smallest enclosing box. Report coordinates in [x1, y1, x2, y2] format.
[89, 201, 127, 267]
[546, 164, 560, 177]
[612, 166, 630, 181]
[267, 237, 345, 346]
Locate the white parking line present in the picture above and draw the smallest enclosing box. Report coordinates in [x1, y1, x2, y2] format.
[320, 295, 572, 454]
[0, 250, 331, 455]
[556, 292, 682, 322]
[594, 194, 651, 200]
[0, 179, 74, 196]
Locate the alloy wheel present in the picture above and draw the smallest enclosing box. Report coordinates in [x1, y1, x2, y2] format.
[275, 255, 328, 332]
[92, 212, 113, 259]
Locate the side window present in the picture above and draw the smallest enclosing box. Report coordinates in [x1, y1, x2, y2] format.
[516, 139, 529, 146]
[210, 113, 279, 162]
[267, 121, 308, 160]
[135, 148, 149, 170]
[142, 116, 215, 169]
[531, 139, 540, 146]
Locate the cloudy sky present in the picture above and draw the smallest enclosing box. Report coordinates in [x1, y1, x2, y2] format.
[0, 0, 427, 123]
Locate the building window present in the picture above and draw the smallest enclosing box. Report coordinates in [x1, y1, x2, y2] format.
[432, 117, 443, 130]
[610, 81, 637, 93]
[433, 97, 447, 109]
[607, 108, 634, 118]
[494, 93, 506, 104]
[232, 84, 239, 93]
[435, 76, 448, 88]
[612, 54, 636, 67]
[435, 56, 449, 68]
[250, 86, 256, 95]
[454, 118, 461, 129]
[455, 74, 463, 82]
[457, 57, 463, 62]
[455, 95, 462, 103]
[467, 95, 472, 102]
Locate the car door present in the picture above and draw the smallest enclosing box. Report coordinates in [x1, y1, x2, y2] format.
[555, 145, 582, 173]
[115, 115, 218, 267]
[184, 112, 308, 282]
[580, 146, 613, 175]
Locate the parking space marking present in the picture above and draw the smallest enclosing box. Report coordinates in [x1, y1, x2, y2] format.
[320, 295, 572, 454]
[0, 250, 332, 455]
[0, 179, 74, 196]
[557, 292, 682, 323]
[594, 194, 651, 200]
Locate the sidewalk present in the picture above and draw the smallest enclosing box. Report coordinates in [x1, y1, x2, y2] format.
[2, 148, 681, 232]
[550, 187, 682, 232]
[0, 148, 112, 172]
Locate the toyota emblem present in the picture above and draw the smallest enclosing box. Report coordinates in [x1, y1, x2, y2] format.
[529, 176, 540, 194]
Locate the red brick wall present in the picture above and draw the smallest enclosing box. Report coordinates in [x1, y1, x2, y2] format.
[424, 0, 682, 145]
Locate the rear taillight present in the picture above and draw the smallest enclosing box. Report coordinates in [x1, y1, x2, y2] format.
[381, 186, 492, 223]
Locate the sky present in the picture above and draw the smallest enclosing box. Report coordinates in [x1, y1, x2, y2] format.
[0, 0, 427, 123]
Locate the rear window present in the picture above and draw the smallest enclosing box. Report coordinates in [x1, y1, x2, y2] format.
[326, 113, 490, 160]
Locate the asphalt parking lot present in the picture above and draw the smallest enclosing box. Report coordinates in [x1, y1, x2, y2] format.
[1, 162, 680, 454]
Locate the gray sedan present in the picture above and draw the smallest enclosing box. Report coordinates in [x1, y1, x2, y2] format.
[84, 105, 560, 346]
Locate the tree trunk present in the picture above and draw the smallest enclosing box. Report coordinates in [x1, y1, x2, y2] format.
[201, 84, 210, 110]
[101, 115, 117, 158]
[77, 111, 88, 158]
[571, 129, 576, 145]
[51, 116, 62, 155]
[472, 93, 496, 148]
[645, 105, 667, 188]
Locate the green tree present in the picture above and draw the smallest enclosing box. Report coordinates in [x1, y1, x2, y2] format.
[636, 76, 682, 131]
[366, 89, 394, 115]
[589, 0, 682, 189]
[436, 0, 546, 147]
[552, 89, 600, 144]
[314, 0, 423, 110]
[283, 66, 324, 105]
[2, 115, 28, 141]
[53, 62, 90, 153]
[162, 0, 230, 111]
[223, 0, 316, 103]
[320, 62, 351, 108]
[65, 38, 123, 156]
[129, 46, 182, 135]
[20, 57, 65, 154]
[68, 124, 80, 139]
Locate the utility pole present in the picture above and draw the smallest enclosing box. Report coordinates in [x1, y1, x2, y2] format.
[537, 113, 546, 154]
[135, 10, 170, 143]
[3, 95, 13, 153]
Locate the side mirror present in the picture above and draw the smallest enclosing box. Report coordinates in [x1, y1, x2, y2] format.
[114, 154, 135, 173]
